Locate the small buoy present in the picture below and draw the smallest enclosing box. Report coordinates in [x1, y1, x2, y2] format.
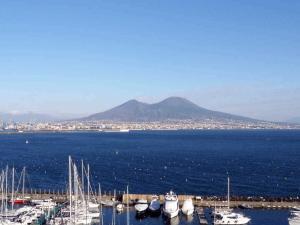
[25, 140, 29, 144]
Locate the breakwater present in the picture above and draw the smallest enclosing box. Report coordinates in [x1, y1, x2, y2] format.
[3, 191, 300, 209]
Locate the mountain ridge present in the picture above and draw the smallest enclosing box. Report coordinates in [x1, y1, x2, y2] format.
[81, 97, 258, 122]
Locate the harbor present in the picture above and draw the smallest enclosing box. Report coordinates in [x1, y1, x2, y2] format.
[1, 192, 300, 225]
[0, 157, 299, 225]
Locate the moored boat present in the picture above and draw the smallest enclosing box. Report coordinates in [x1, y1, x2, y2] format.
[214, 211, 251, 225]
[116, 203, 124, 213]
[163, 190, 179, 218]
[181, 198, 194, 216]
[135, 199, 148, 215]
[149, 195, 161, 215]
[12, 197, 30, 205]
[213, 177, 250, 225]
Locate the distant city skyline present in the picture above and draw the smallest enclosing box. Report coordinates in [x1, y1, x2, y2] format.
[1, 1, 300, 122]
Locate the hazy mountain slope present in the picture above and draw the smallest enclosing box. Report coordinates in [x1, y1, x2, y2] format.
[82, 97, 258, 122]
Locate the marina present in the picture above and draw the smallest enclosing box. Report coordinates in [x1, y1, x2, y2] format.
[0, 157, 299, 225]
[0, 192, 299, 225]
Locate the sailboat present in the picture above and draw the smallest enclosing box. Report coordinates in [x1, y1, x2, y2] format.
[213, 177, 251, 225]
[52, 156, 100, 225]
[11, 167, 30, 205]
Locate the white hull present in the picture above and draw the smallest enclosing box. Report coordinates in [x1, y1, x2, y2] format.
[214, 218, 250, 225]
[181, 199, 194, 216]
[163, 191, 179, 219]
[116, 203, 124, 212]
[182, 209, 194, 216]
[214, 211, 250, 225]
[135, 204, 148, 214]
[163, 208, 179, 218]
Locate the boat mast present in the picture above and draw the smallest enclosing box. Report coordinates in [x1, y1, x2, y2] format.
[68, 156, 72, 223]
[73, 163, 78, 223]
[127, 185, 129, 225]
[11, 167, 14, 210]
[99, 183, 103, 225]
[87, 164, 90, 204]
[81, 160, 84, 194]
[74, 164, 78, 223]
[22, 167, 26, 200]
[112, 189, 116, 225]
[5, 166, 8, 218]
[227, 176, 230, 209]
[1, 171, 4, 218]
[214, 202, 216, 223]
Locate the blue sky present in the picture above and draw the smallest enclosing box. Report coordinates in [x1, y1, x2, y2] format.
[0, 0, 299, 121]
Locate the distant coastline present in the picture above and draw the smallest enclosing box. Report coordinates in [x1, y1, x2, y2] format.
[1, 126, 300, 135]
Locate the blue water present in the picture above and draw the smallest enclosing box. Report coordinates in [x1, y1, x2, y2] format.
[102, 208, 291, 225]
[0, 130, 299, 225]
[0, 130, 299, 197]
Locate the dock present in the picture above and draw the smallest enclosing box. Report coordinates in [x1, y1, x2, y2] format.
[2, 191, 300, 209]
[122, 193, 300, 209]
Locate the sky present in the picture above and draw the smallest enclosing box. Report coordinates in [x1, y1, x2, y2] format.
[0, 0, 299, 121]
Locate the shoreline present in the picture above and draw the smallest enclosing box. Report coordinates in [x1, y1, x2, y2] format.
[1, 128, 300, 135]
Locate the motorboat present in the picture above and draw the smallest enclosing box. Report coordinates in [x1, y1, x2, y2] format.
[149, 195, 161, 214]
[214, 210, 251, 225]
[116, 203, 124, 213]
[163, 191, 179, 218]
[135, 199, 148, 214]
[181, 198, 194, 216]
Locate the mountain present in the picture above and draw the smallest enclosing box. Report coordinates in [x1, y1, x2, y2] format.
[82, 97, 258, 122]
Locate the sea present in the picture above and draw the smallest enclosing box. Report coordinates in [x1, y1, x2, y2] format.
[0, 129, 299, 225]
